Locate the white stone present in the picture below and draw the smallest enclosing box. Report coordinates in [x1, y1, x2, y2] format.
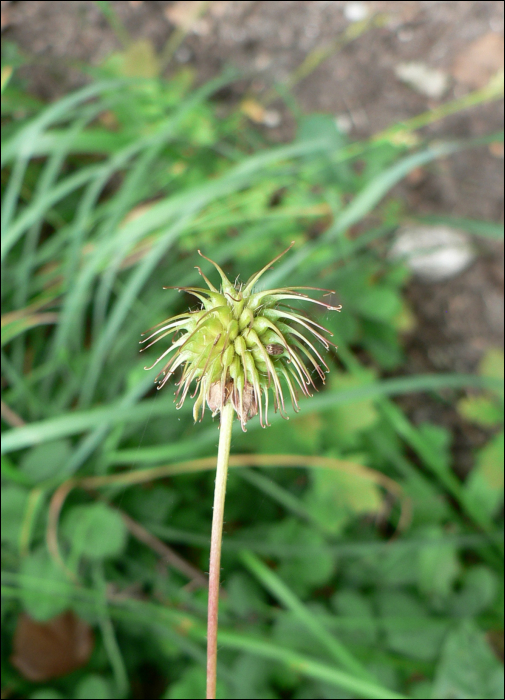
[344, 2, 369, 22]
[389, 226, 476, 282]
[395, 62, 449, 99]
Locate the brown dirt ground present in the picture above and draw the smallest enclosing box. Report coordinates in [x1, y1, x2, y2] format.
[2, 0, 504, 473]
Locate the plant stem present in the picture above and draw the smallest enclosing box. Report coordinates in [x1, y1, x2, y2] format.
[206, 401, 235, 699]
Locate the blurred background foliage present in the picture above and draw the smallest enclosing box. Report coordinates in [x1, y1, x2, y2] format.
[1, 5, 504, 699]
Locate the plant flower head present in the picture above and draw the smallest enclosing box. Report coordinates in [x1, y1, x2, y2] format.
[141, 244, 341, 430]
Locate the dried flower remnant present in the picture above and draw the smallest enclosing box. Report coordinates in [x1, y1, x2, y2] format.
[140, 243, 341, 430]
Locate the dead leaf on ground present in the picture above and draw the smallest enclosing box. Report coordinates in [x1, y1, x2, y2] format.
[452, 32, 505, 88]
[241, 99, 282, 127]
[10, 610, 94, 681]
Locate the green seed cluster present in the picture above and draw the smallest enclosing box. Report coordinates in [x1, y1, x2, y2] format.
[141, 244, 341, 430]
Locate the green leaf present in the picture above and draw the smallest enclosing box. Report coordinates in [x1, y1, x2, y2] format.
[409, 681, 434, 700]
[354, 286, 403, 323]
[241, 411, 324, 454]
[416, 215, 504, 240]
[74, 675, 111, 700]
[120, 40, 160, 79]
[323, 371, 380, 448]
[475, 432, 505, 490]
[28, 691, 65, 700]
[268, 519, 334, 597]
[464, 431, 504, 518]
[450, 566, 498, 617]
[163, 665, 227, 699]
[1, 484, 28, 547]
[121, 484, 178, 523]
[361, 319, 405, 370]
[479, 347, 505, 381]
[431, 621, 504, 699]
[457, 395, 503, 428]
[417, 423, 452, 473]
[304, 463, 382, 535]
[417, 527, 460, 604]
[298, 114, 347, 149]
[376, 591, 447, 662]
[61, 502, 128, 560]
[226, 572, 266, 618]
[20, 546, 70, 621]
[19, 440, 72, 482]
[331, 590, 379, 646]
[374, 546, 420, 587]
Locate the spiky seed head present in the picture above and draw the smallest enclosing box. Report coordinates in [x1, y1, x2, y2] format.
[140, 243, 342, 431]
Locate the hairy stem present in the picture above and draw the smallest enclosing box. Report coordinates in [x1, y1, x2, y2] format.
[206, 401, 234, 699]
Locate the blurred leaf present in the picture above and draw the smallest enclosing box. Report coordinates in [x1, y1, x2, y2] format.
[241, 411, 323, 454]
[409, 681, 433, 699]
[475, 431, 504, 488]
[272, 609, 325, 657]
[373, 546, 420, 588]
[19, 440, 72, 483]
[417, 423, 452, 472]
[416, 215, 504, 240]
[268, 519, 335, 597]
[377, 591, 447, 662]
[431, 621, 504, 699]
[1, 484, 28, 546]
[457, 395, 503, 428]
[298, 114, 347, 149]
[1, 312, 60, 347]
[323, 371, 380, 448]
[28, 691, 65, 700]
[226, 572, 266, 618]
[464, 431, 504, 518]
[20, 547, 71, 621]
[1, 65, 13, 94]
[450, 565, 498, 617]
[331, 590, 379, 646]
[74, 674, 112, 700]
[121, 484, 178, 523]
[61, 502, 128, 560]
[229, 654, 271, 699]
[360, 319, 404, 369]
[304, 464, 383, 535]
[479, 347, 505, 381]
[354, 285, 403, 323]
[417, 527, 460, 604]
[163, 664, 227, 699]
[121, 40, 160, 79]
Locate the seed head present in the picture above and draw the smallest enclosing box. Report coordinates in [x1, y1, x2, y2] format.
[140, 243, 341, 430]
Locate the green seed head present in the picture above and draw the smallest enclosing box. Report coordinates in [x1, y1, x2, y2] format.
[140, 244, 341, 430]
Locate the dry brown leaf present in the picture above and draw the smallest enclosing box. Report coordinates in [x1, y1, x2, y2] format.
[10, 611, 94, 681]
[452, 32, 505, 88]
[241, 98, 266, 124]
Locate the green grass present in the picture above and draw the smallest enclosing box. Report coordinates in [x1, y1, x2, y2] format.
[1, 34, 504, 700]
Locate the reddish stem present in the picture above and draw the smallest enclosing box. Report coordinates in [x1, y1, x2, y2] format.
[206, 401, 234, 699]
